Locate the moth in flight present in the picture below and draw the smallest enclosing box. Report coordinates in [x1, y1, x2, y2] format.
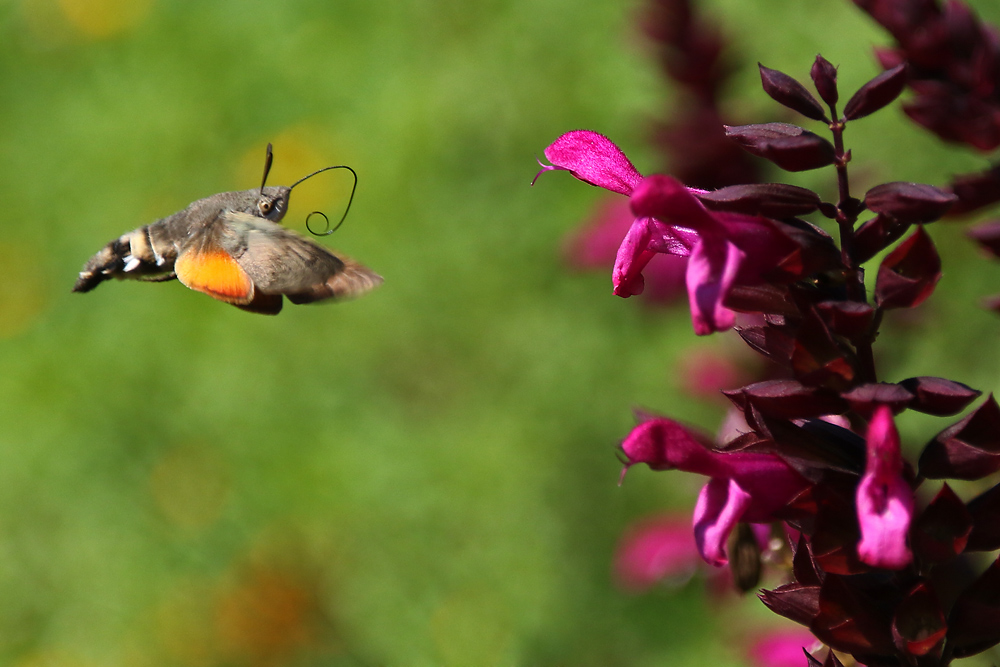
[73, 145, 382, 314]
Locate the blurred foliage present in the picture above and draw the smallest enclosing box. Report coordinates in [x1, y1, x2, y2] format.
[0, 0, 999, 666]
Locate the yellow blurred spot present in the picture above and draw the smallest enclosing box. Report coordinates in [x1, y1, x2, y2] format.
[107, 643, 159, 667]
[430, 588, 512, 666]
[154, 579, 217, 667]
[58, 0, 152, 39]
[15, 651, 94, 667]
[149, 444, 229, 533]
[0, 241, 49, 339]
[237, 127, 356, 232]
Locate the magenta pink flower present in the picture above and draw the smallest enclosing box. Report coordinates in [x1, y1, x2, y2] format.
[620, 418, 810, 566]
[676, 347, 751, 400]
[613, 515, 700, 592]
[748, 628, 822, 667]
[536, 130, 796, 335]
[856, 405, 914, 569]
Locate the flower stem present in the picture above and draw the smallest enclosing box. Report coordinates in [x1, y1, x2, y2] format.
[829, 113, 878, 384]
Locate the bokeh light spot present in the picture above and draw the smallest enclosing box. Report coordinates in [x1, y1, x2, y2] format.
[149, 444, 229, 533]
[14, 651, 94, 667]
[21, 0, 74, 48]
[0, 241, 49, 339]
[215, 566, 326, 666]
[430, 588, 512, 666]
[57, 0, 153, 39]
[154, 580, 216, 667]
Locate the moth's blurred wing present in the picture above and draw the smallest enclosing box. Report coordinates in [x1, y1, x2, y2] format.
[235, 292, 284, 315]
[220, 212, 383, 304]
[284, 254, 383, 304]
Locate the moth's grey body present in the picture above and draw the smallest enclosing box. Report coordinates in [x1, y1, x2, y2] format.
[74, 186, 289, 292]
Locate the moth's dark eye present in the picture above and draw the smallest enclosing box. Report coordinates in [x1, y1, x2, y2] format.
[258, 198, 273, 215]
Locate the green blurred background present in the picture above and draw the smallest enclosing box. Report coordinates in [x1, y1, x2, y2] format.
[2, 0, 1000, 665]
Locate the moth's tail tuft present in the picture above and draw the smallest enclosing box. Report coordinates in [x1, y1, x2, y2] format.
[72, 270, 106, 293]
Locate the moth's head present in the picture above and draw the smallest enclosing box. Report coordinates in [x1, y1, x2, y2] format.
[248, 143, 355, 231]
[254, 185, 292, 222]
[249, 143, 291, 222]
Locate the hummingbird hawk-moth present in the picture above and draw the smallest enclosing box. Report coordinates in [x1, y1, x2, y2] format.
[73, 145, 382, 315]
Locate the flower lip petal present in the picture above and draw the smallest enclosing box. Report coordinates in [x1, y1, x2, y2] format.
[611, 218, 699, 299]
[856, 405, 914, 569]
[612, 217, 656, 298]
[540, 130, 643, 196]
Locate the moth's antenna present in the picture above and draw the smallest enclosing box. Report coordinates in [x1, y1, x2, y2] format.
[289, 164, 358, 236]
[259, 143, 274, 197]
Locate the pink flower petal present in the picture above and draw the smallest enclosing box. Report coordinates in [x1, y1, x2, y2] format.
[686, 237, 742, 335]
[540, 131, 643, 196]
[694, 477, 753, 566]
